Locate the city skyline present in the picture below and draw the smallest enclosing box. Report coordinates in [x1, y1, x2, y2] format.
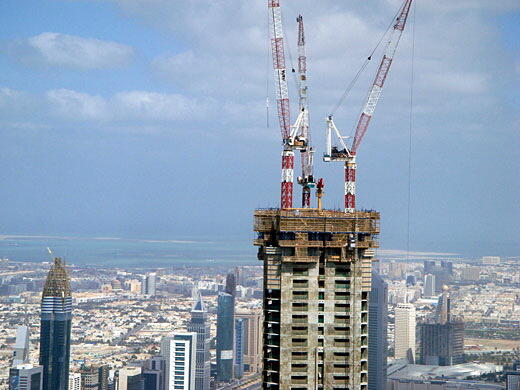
[0, 1, 519, 389]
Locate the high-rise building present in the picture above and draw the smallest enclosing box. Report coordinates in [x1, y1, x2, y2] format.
[420, 290, 464, 366]
[80, 365, 100, 389]
[235, 310, 263, 373]
[254, 208, 380, 388]
[143, 273, 157, 297]
[98, 365, 110, 390]
[12, 326, 30, 366]
[9, 364, 43, 390]
[482, 256, 500, 265]
[234, 267, 243, 286]
[187, 292, 211, 390]
[234, 318, 246, 379]
[368, 272, 388, 390]
[461, 266, 480, 281]
[440, 261, 453, 275]
[117, 367, 144, 390]
[216, 292, 234, 382]
[39, 257, 72, 390]
[424, 261, 436, 275]
[394, 303, 416, 363]
[507, 371, 520, 390]
[68, 373, 81, 390]
[225, 273, 236, 297]
[419, 322, 464, 366]
[144, 356, 166, 390]
[162, 333, 197, 390]
[423, 274, 436, 297]
[142, 369, 162, 390]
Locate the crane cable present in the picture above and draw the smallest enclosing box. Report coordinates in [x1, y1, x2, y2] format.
[406, 1, 416, 261]
[329, 2, 406, 116]
[266, 6, 271, 128]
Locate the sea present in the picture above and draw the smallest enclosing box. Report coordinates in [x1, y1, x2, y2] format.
[0, 234, 258, 268]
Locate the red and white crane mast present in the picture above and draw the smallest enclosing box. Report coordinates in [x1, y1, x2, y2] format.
[268, 0, 294, 209]
[296, 15, 314, 208]
[325, 0, 413, 212]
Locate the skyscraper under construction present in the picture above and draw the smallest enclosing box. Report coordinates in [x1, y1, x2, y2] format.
[39, 257, 72, 390]
[254, 208, 380, 389]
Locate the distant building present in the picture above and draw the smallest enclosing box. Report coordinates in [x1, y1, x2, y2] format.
[406, 274, 416, 286]
[39, 257, 72, 390]
[420, 290, 464, 366]
[142, 369, 161, 390]
[225, 273, 236, 297]
[235, 310, 262, 373]
[507, 371, 520, 390]
[461, 266, 481, 281]
[234, 318, 246, 379]
[423, 274, 436, 297]
[187, 292, 211, 390]
[424, 260, 436, 275]
[68, 372, 81, 390]
[441, 261, 453, 275]
[144, 356, 165, 390]
[143, 273, 157, 296]
[98, 365, 110, 390]
[216, 292, 234, 382]
[9, 364, 43, 390]
[369, 272, 388, 390]
[162, 333, 197, 390]
[12, 326, 30, 366]
[80, 365, 101, 389]
[482, 256, 500, 265]
[395, 303, 416, 363]
[117, 367, 143, 390]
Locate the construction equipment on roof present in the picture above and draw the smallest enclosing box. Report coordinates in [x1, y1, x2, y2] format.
[324, 0, 413, 213]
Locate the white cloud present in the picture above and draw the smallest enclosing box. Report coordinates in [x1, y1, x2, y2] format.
[112, 90, 212, 120]
[0, 86, 230, 132]
[46, 89, 108, 120]
[9, 32, 133, 69]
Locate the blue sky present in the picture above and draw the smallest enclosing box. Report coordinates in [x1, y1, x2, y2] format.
[0, 0, 519, 257]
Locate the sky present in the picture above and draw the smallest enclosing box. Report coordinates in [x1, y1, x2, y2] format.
[0, 0, 519, 257]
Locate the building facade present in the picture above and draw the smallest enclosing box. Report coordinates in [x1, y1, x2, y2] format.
[9, 364, 43, 390]
[216, 292, 234, 382]
[162, 333, 197, 390]
[254, 208, 380, 389]
[39, 258, 72, 390]
[423, 274, 435, 298]
[368, 272, 388, 390]
[420, 291, 464, 366]
[234, 318, 246, 379]
[395, 303, 416, 363]
[235, 310, 263, 373]
[419, 323, 464, 366]
[68, 373, 81, 390]
[186, 293, 211, 390]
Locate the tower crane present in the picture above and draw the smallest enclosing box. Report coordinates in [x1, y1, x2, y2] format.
[295, 15, 315, 208]
[268, 0, 310, 209]
[324, 0, 413, 213]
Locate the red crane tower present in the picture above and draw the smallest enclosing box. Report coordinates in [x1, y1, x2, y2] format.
[268, 0, 311, 209]
[324, 0, 413, 212]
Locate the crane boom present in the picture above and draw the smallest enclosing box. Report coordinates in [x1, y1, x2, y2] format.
[296, 15, 314, 208]
[351, 0, 413, 153]
[268, 0, 294, 209]
[324, 0, 413, 212]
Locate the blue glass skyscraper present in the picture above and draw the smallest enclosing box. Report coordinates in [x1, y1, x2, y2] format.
[39, 257, 72, 390]
[216, 292, 234, 382]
